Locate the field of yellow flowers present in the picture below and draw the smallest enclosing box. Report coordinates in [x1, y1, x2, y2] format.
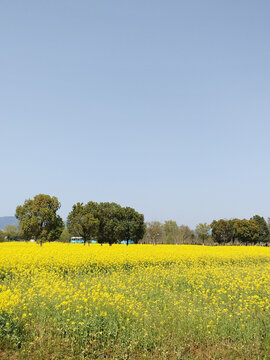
[0, 243, 270, 359]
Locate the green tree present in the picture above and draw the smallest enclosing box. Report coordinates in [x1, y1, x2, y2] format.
[96, 202, 125, 245]
[211, 219, 233, 245]
[4, 225, 20, 241]
[195, 223, 211, 244]
[233, 219, 260, 245]
[67, 202, 100, 245]
[267, 218, 270, 245]
[59, 228, 72, 243]
[163, 220, 179, 244]
[120, 207, 145, 245]
[15, 194, 64, 246]
[0, 230, 5, 242]
[67, 201, 145, 246]
[250, 215, 269, 244]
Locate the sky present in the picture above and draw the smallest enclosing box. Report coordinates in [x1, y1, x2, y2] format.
[0, 0, 270, 228]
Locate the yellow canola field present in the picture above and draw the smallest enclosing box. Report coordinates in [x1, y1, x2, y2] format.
[0, 243, 270, 358]
[1, 242, 270, 269]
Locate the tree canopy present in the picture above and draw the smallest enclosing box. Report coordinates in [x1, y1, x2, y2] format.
[144, 221, 164, 244]
[67, 202, 100, 245]
[67, 202, 145, 245]
[251, 215, 269, 244]
[163, 220, 179, 244]
[195, 223, 211, 244]
[211, 219, 233, 244]
[15, 194, 64, 245]
[211, 217, 268, 245]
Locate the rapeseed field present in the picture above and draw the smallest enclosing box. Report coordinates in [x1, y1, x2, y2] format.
[0, 243, 270, 359]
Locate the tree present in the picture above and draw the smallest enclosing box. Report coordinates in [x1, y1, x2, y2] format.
[15, 194, 64, 246]
[96, 202, 125, 245]
[67, 202, 99, 245]
[250, 215, 269, 244]
[0, 230, 5, 242]
[59, 228, 71, 243]
[144, 221, 164, 244]
[4, 225, 20, 241]
[267, 218, 270, 245]
[120, 207, 145, 245]
[178, 225, 195, 244]
[67, 201, 145, 246]
[163, 220, 179, 244]
[233, 219, 260, 245]
[195, 223, 211, 244]
[211, 219, 232, 245]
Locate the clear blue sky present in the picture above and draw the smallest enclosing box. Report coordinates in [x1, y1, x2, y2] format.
[1, 0, 270, 228]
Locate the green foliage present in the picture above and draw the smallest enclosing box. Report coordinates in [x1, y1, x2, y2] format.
[211, 219, 234, 244]
[4, 225, 20, 241]
[0, 311, 24, 347]
[163, 220, 178, 244]
[67, 202, 145, 245]
[0, 230, 5, 242]
[233, 219, 260, 245]
[67, 202, 100, 244]
[195, 223, 211, 244]
[251, 215, 269, 244]
[59, 228, 71, 243]
[97, 202, 125, 245]
[15, 194, 64, 244]
[162, 221, 195, 244]
[120, 206, 145, 244]
[211, 218, 263, 245]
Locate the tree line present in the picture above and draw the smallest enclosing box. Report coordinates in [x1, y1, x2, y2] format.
[1, 194, 269, 246]
[143, 216, 270, 246]
[13, 194, 145, 246]
[211, 216, 270, 245]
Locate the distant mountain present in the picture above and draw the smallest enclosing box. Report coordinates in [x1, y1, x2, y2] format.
[0, 216, 19, 230]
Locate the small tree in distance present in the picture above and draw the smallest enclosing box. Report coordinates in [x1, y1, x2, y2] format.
[250, 215, 269, 244]
[4, 225, 20, 241]
[211, 219, 233, 245]
[233, 219, 260, 246]
[144, 221, 164, 244]
[0, 230, 5, 242]
[195, 223, 211, 244]
[59, 228, 72, 243]
[163, 220, 179, 244]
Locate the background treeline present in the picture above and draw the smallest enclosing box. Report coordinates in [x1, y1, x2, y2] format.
[142, 221, 195, 244]
[142, 216, 270, 246]
[211, 216, 270, 246]
[1, 193, 270, 246]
